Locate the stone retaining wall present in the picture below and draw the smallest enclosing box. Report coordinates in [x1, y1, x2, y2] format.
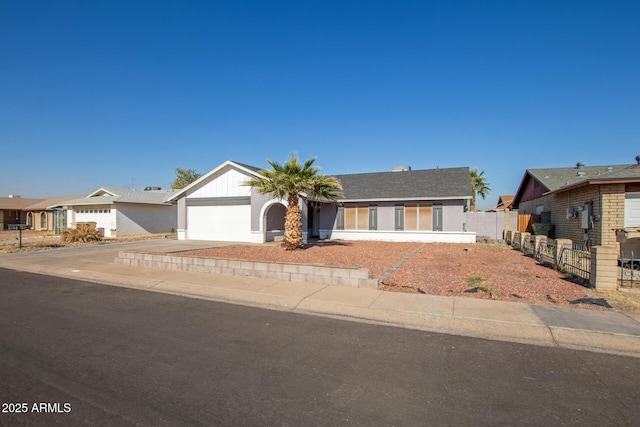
[115, 251, 379, 289]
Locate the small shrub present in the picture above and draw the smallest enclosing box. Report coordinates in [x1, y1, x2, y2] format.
[61, 224, 104, 243]
[466, 276, 486, 287]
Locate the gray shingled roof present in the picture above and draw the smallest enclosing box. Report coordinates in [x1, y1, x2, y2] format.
[334, 167, 472, 201]
[54, 188, 177, 207]
[528, 164, 632, 192]
[231, 160, 262, 173]
[528, 163, 640, 192]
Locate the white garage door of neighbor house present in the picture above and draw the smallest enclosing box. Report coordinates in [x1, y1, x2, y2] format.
[625, 194, 640, 228]
[187, 205, 251, 242]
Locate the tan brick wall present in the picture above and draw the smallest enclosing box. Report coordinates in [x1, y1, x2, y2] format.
[590, 245, 619, 289]
[600, 185, 625, 246]
[550, 184, 624, 247]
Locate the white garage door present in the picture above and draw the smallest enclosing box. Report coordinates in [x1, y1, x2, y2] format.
[187, 205, 251, 242]
[625, 194, 640, 227]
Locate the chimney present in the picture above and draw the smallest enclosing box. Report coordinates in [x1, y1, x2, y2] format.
[576, 162, 585, 170]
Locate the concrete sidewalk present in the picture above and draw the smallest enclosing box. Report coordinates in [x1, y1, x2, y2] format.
[1, 239, 639, 358]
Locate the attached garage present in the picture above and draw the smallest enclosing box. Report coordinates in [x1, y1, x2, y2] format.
[170, 161, 262, 242]
[186, 203, 251, 242]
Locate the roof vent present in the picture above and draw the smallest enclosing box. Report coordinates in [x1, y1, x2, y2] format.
[577, 171, 586, 177]
[636, 155, 640, 165]
[392, 165, 411, 172]
[606, 167, 613, 172]
[144, 186, 162, 191]
[576, 162, 585, 170]
[8, 195, 21, 198]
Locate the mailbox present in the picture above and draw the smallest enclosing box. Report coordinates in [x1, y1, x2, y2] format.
[8, 224, 29, 230]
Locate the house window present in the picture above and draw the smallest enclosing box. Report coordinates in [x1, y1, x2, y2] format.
[403, 204, 435, 231]
[356, 206, 368, 230]
[26, 212, 33, 227]
[345, 207, 357, 229]
[419, 205, 432, 231]
[342, 205, 374, 230]
[405, 205, 418, 230]
[369, 205, 377, 230]
[395, 205, 404, 230]
[40, 212, 47, 229]
[336, 206, 344, 230]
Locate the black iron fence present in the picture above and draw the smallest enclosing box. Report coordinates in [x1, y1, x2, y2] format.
[535, 237, 556, 266]
[558, 245, 591, 283]
[619, 251, 639, 288]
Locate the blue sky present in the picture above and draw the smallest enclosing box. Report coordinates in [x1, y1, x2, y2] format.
[1, 1, 638, 210]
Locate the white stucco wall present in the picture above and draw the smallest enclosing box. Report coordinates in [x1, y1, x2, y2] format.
[115, 204, 177, 236]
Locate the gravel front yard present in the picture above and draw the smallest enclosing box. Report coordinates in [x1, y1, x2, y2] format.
[177, 240, 640, 314]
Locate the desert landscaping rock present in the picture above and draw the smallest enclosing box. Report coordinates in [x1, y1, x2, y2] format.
[178, 240, 640, 314]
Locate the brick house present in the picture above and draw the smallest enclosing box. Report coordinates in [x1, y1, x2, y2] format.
[512, 156, 640, 248]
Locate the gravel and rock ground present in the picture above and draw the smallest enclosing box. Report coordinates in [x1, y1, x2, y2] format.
[179, 240, 640, 315]
[3, 231, 638, 314]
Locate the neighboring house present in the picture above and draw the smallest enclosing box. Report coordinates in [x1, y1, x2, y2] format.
[23, 196, 83, 234]
[512, 156, 640, 247]
[169, 160, 475, 244]
[49, 187, 177, 238]
[491, 195, 515, 211]
[0, 195, 41, 229]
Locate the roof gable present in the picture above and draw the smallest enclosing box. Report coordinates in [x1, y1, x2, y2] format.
[169, 160, 262, 201]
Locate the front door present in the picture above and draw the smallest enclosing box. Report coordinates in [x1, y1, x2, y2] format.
[54, 209, 67, 234]
[307, 203, 320, 238]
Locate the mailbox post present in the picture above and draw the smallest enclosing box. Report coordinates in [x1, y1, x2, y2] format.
[8, 224, 29, 249]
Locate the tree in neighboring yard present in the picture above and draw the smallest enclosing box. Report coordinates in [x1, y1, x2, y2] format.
[470, 168, 491, 211]
[245, 155, 343, 250]
[171, 168, 202, 189]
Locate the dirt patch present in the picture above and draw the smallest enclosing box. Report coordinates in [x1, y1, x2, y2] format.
[178, 240, 640, 315]
[0, 232, 175, 253]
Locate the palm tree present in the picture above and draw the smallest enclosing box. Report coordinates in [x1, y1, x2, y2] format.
[470, 168, 491, 212]
[245, 155, 344, 250]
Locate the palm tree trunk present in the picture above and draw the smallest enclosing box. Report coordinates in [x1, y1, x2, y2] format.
[284, 194, 303, 249]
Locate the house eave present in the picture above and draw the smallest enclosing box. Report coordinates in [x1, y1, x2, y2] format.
[548, 177, 640, 195]
[339, 196, 471, 203]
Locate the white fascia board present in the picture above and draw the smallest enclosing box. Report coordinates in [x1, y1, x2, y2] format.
[339, 196, 472, 203]
[86, 187, 119, 198]
[168, 160, 263, 202]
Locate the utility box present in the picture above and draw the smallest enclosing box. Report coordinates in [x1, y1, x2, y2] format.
[531, 223, 554, 237]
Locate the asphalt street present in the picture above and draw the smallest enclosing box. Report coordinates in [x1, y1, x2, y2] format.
[1, 268, 639, 426]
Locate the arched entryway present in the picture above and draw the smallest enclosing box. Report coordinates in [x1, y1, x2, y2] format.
[264, 203, 286, 242]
